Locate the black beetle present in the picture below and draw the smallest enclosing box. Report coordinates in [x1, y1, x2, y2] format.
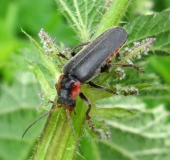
[56, 26, 128, 128]
[22, 26, 130, 137]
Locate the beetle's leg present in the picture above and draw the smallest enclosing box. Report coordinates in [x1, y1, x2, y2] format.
[115, 52, 121, 62]
[101, 62, 144, 73]
[101, 50, 143, 73]
[57, 42, 90, 59]
[88, 81, 117, 95]
[100, 61, 111, 73]
[71, 42, 90, 57]
[101, 57, 144, 74]
[115, 52, 144, 73]
[113, 63, 144, 73]
[79, 92, 95, 130]
[57, 52, 69, 60]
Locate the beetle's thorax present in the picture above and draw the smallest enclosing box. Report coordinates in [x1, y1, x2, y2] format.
[56, 74, 81, 110]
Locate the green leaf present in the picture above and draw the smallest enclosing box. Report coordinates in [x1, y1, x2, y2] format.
[149, 56, 170, 84]
[0, 71, 45, 160]
[94, 0, 131, 37]
[21, 30, 63, 100]
[140, 84, 170, 100]
[91, 108, 137, 119]
[76, 106, 170, 160]
[26, 60, 56, 100]
[56, 0, 105, 41]
[125, 11, 170, 54]
[22, 29, 61, 81]
[56, 0, 131, 40]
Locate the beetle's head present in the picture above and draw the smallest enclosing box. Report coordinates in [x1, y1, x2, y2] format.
[56, 74, 81, 110]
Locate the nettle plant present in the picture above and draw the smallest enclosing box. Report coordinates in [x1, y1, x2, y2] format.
[23, 0, 170, 160]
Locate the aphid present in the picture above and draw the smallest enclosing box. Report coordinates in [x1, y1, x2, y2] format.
[23, 27, 141, 153]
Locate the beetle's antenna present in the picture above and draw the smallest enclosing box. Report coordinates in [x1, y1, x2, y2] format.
[22, 109, 53, 138]
[65, 109, 84, 157]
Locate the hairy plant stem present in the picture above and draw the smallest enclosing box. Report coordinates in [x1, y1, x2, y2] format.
[94, 0, 131, 38]
[32, 100, 86, 160]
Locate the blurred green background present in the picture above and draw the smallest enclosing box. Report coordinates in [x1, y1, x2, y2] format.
[0, 0, 170, 160]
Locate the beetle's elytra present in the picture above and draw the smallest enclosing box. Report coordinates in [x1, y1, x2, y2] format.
[63, 27, 127, 83]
